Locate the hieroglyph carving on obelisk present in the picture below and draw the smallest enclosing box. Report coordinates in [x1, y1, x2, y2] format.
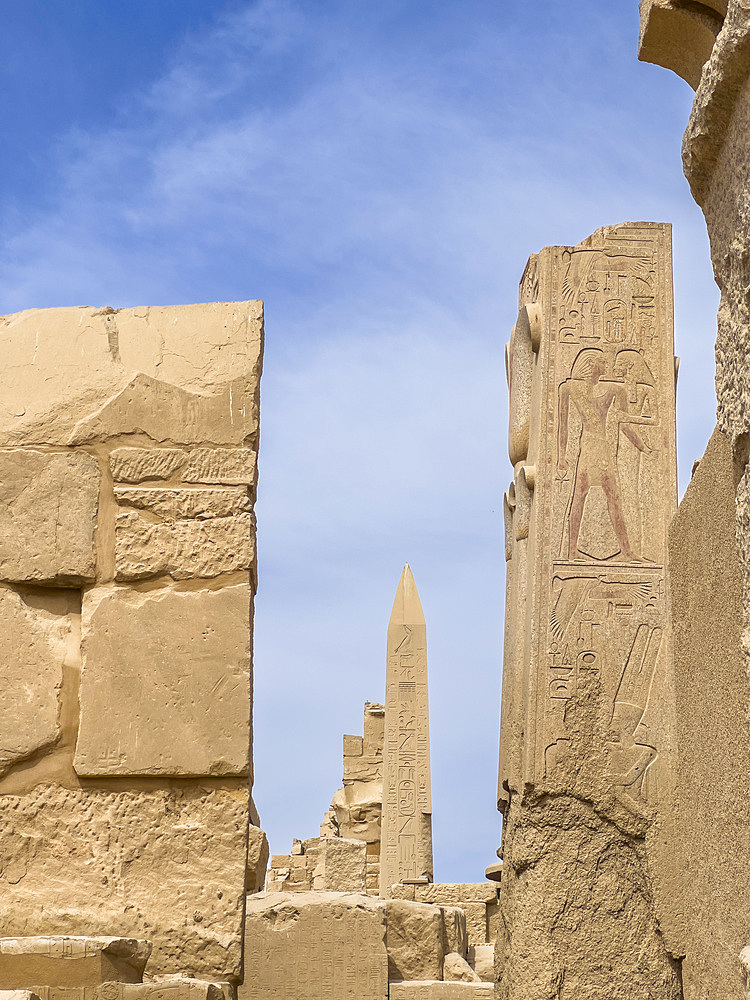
[379, 564, 433, 894]
[499, 221, 678, 818]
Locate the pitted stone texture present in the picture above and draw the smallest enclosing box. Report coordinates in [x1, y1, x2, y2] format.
[496, 792, 681, 1000]
[74, 586, 251, 777]
[93, 983, 230, 1000]
[114, 488, 250, 521]
[467, 945, 494, 983]
[0, 588, 72, 777]
[385, 900, 444, 983]
[0, 451, 99, 585]
[241, 891, 388, 1000]
[0, 936, 150, 989]
[0, 784, 248, 981]
[443, 954, 480, 983]
[110, 449, 257, 489]
[0, 302, 263, 448]
[114, 511, 255, 581]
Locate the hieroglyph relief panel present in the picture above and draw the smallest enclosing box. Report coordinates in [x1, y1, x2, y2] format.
[499, 223, 677, 816]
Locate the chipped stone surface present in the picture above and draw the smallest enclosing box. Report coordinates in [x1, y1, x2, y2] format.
[241, 892, 388, 1000]
[110, 448, 257, 488]
[0, 936, 150, 989]
[247, 825, 270, 894]
[183, 449, 257, 486]
[110, 449, 188, 484]
[0, 784, 248, 980]
[93, 982, 230, 1000]
[467, 945, 494, 984]
[114, 487, 250, 521]
[74, 586, 251, 777]
[0, 302, 263, 447]
[114, 510, 255, 581]
[443, 954, 480, 984]
[0, 588, 72, 778]
[0, 451, 99, 585]
[385, 900, 444, 983]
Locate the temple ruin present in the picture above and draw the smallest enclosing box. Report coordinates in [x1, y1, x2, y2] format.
[2, 2, 750, 997]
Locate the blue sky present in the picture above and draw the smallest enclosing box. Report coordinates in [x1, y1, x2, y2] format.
[1, 1, 719, 880]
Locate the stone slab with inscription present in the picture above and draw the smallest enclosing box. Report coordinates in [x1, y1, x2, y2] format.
[241, 892, 388, 1000]
[497, 223, 682, 998]
[389, 984, 494, 1000]
[380, 565, 433, 894]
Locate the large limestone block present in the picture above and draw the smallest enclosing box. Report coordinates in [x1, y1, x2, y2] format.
[0, 451, 99, 585]
[0, 302, 263, 448]
[389, 985, 493, 1000]
[0, 785, 248, 981]
[241, 891, 388, 1000]
[110, 449, 257, 489]
[416, 884, 497, 906]
[439, 907, 467, 958]
[74, 586, 251, 777]
[0, 587, 73, 777]
[0, 993, 42, 1000]
[114, 510, 255, 581]
[385, 900, 444, 983]
[467, 945, 494, 984]
[443, 954, 480, 983]
[0, 937, 150, 988]
[93, 982, 230, 1000]
[313, 838, 367, 892]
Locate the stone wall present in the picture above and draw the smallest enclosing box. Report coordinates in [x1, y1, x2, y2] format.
[0, 302, 263, 984]
[639, 3, 750, 996]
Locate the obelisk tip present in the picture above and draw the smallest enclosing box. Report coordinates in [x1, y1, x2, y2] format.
[390, 562, 425, 625]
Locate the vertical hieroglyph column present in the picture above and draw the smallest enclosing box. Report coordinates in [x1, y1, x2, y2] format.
[497, 224, 683, 999]
[380, 564, 433, 895]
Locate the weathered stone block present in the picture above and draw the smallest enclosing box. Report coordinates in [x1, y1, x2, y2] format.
[241, 892, 388, 1000]
[459, 904, 486, 948]
[0, 937, 150, 989]
[415, 884, 497, 906]
[0, 785, 248, 980]
[114, 487, 250, 520]
[316, 838, 367, 892]
[385, 900, 444, 982]
[389, 984, 493, 1000]
[443, 954, 480, 983]
[439, 907, 467, 958]
[0, 992, 42, 1000]
[0, 451, 99, 584]
[114, 511, 255, 581]
[74, 586, 251, 777]
[110, 448, 257, 488]
[93, 982, 230, 1000]
[0, 587, 74, 777]
[247, 825, 269, 894]
[467, 945, 494, 984]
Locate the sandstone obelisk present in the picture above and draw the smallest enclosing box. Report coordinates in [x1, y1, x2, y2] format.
[379, 564, 433, 895]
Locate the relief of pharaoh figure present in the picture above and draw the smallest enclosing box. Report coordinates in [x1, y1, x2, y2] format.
[557, 348, 656, 561]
